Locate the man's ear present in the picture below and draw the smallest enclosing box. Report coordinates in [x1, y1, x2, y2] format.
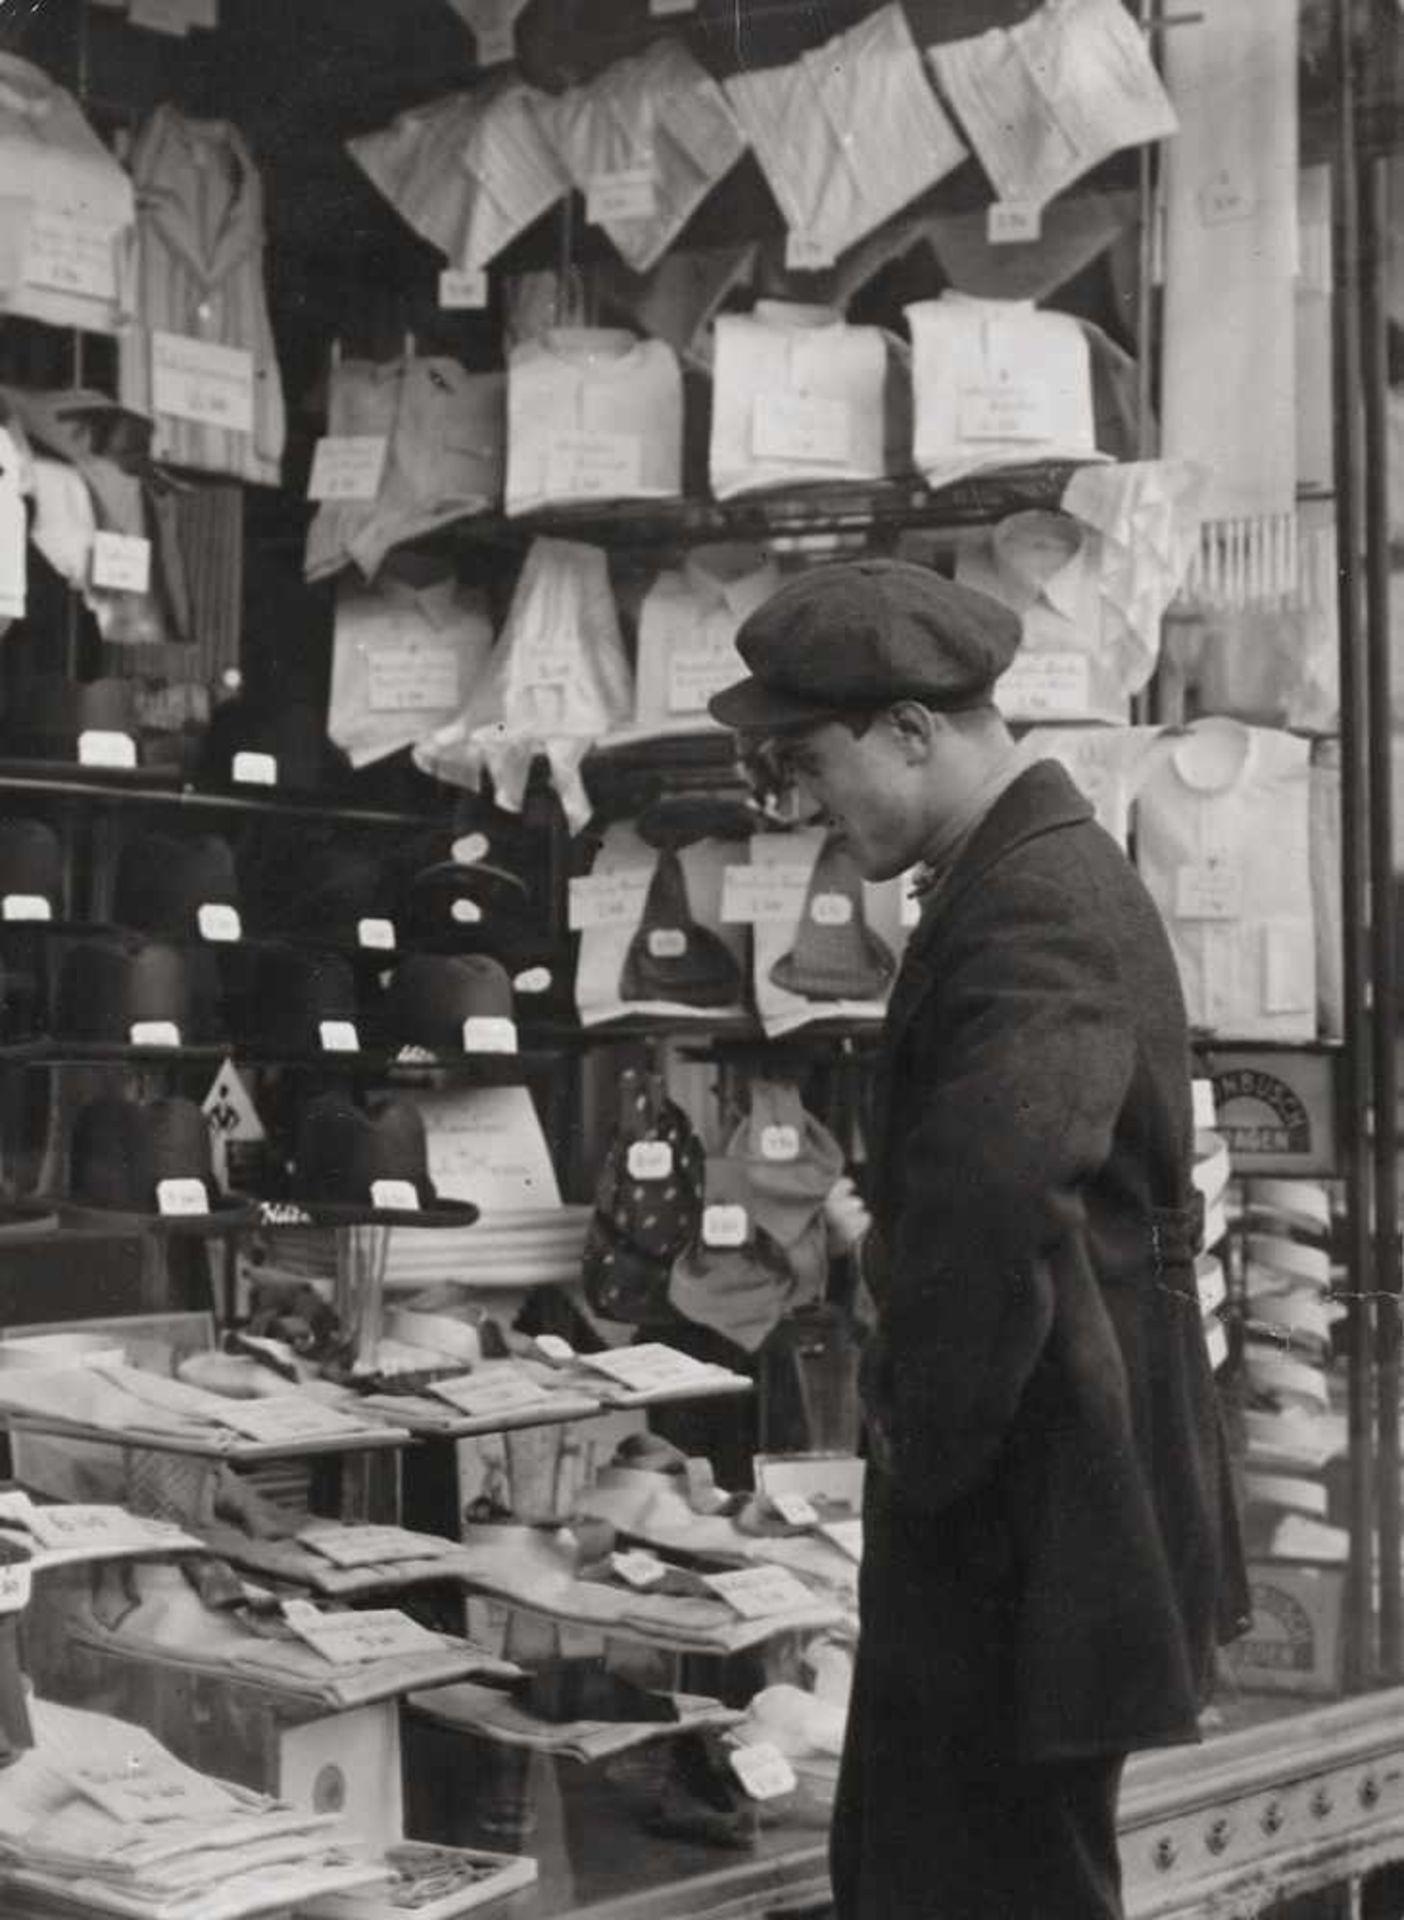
[885, 701, 940, 763]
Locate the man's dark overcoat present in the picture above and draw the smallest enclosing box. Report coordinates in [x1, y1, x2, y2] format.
[831, 760, 1249, 1918]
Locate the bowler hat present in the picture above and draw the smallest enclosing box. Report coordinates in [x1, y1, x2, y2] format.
[113, 832, 243, 944]
[245, 1093, 480, 1228]
[6, 676, 139, 762]
[54, 1095, 254, 1234]
[383, 953, 517, 1057]
[54, 934, 223, 1053]
[0, 820, 64, 924]
[201, 694, 350, 794]
[229, 945, 366, 1057]
[250, 840, 398, 958]
[708, 559, 1021, 732]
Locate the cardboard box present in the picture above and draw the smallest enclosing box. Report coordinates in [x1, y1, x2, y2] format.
[1225, 1562, 1346, 1696]
[1203, 1048, 1340, 1176]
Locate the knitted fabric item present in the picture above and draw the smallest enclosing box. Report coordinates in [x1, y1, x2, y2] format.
[771, 832, 895, 1002]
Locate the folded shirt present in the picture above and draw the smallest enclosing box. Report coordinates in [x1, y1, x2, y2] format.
[505, 327, 683, 516]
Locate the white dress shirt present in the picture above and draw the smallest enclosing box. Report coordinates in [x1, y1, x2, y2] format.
[506, 329, 682, 516]
[905, 292, 1099, 489]
[330, 571, 494, 770]
[709, 303, 903, 500]
[1013, 726, 1171, 849]
[1134, 718, 1315, 1040]
[629, 546, 780, 735]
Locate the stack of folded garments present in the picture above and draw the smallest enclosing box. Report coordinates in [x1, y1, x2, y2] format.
[1191, 1080, 1231, 1373]
[410, 1671, 739, 1762]
[377, 1204, 593, 1294]
[0, 1696, 377, 1920]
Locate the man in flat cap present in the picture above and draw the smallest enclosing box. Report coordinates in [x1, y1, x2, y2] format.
[710, 560, 1247, 1920]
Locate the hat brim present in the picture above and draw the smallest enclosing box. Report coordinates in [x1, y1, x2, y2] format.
[41, 1195, 259, 1239]
[707, 677, 847, 733]
[239, 1192, 481, 1231]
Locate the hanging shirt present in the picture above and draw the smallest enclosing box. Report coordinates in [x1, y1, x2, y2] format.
[535, 38, 746, 275]
[0, 54, 134, 336]
[1012, 726, 1171, 850]
[709, 303, 904, 501]
[725, 4, 965, 266]
[330, 571, 494, 770]
[346, 79, 568, 272]
[629, 545, 780, 736]
[957, 509, 1158, 724]
[305, 358, 402, 582]
[505, 328, 682, 517]
[1133, 718, 1315, 1041]
[905, 292, 1099, 489]
[119, 106, 286, 486]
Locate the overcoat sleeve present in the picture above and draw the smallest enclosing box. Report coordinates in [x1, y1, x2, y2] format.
[868, 861, 1136, 1513]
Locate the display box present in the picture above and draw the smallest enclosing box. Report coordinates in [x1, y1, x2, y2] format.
[1202, 1047, 1340, 1176]
[1225, 1562, 1346, 1696]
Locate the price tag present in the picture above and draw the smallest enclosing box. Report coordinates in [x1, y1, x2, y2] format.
[627, 1140, 673, 1182]
[668, 635, 741, 714]
[721, 865, 810, 925]
[91, 532, 152, 594]
[586, 166, 658, 226]
[156, 1177, 209, 1218]
[995, 651, 1092, 720]
[299, 1526, 445, 1569]
[475, 22, 516, 64]
[63, 1745, 235, 1826]
[534, 1334, 576, 1364]
[785, 231, 837, 272]
[1199, 174, 1257, 227]
[703, 1203, 748, 1249]
[650, 0, 697, 11]
[439, 267, 488, 310]
[283, 1603, 444, 1665]
[759, 1124, 799, 1163]
[544, 431, 644, 502]
[568, 873, 650, 931]
[1175, 862, 1244, 920]
[514, 965, 552, 994]
[729, 1741, 797, 1801]
[308, 435, 388, 503]
[130, 0, 218, 33]
[358, 917, 396, 951]
[453, 833, 490, 866]
[611, 1549, 667, 1589]
[901, 887, 921, 928]
[810, 891, 852, 927]
[78, 730, 136, 770]
[430, 1366, 555, 1419]
[819, 1518, 863, 1561]
[130, 1021, 180, 1047]
[23, 207, 117, 300]
[958, 382, 1053, 443]
[366, 637, 462, 714]
[151, 331, 255, 435]
[25, 1505, 181, 1552]
[770, 1489, 819, 1528]
[646, 928, 687, 960]
[463, 1016, 517, 1053]
[233, 750, 277, 786]
[1204, 1319, 1229, 1371]
[581, 1343, 719, 1394]
[702, 1565, 816, 1620]
[987, 200, 1043, 244]
[3, 895, 51, 923]
[451, 899, 483, 925]
[371, 1179, 420, 1212]
[752, 393, 851, 466]
[319, 1020, 361, 1053]
[215, 1396, 371, 1443]
[198, 902, 242, 943]
[0, 1561, 31, 1615]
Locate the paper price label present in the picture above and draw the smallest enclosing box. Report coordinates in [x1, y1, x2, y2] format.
[587, 166, 658, 226]
[198, 902, 242, 943]
[451, 899, 483, 925]
[475, 23, 516, 64]
[152, 331, 254, 435]
[24, 207, 117, 300]
[703, 1565, 815, 1620]
[156, 1177, 209, 1217]
[729, 1742, 798, 1801]
[130, 1021, 180, 1047]
[464, 1016, 518, 1053]
[514, 965, 552, 994]
[308, 435, 388, 503]
[668, 636, 741, 714]
[439, 267, 488, 310]
[216, 1396, 369, 1443]
[299, 1526, 448, 1569]
[232, 750, 277, 786]
[319, 1020, 360, 1053]
[582, 1343, 718, 1393]
[91, 531, 152, 594]
[3, 895, 51, 923]
[357, 917, 396, 951]
[545, 430, 644, 501]
[26, 1506, 180, 1550]
[367, 637, 462, 713]
[284, 1604, 444, 1665]
[79, 730, 136, 770]
[721, 865, 809, 925]
[820, 1518, 864, 1561]
[568, 873, 650, 930]
[650, 0, 697, 12]
[958, 381, 1053, 443]
[770, 1489, 819, 1528]
[1175, 862, 1244, 920]
[453, 833, 490, 866]
[646, 928, 687, 959]
[0, 1561, 31, 1615]
[431, 1367, 554, 1419]
[64, 1748, 234, 1827]
[703, 1203, 748, 1249]
[534, 1334, 576, 1364]
[611, 1549, 667, 1589]
[810, 891, 852, 927]
[901, 887, 921, 928]
[987, 200, 1043, 245]
[371, 1179, 420, 1212]
[759, 1124, 800, 1163]
[130, 0, 217, 33]
[1204, 1319, 1229, 1370]
[1200, 174, 1257, 227]
[627, 1140, 673, 1182]
[785, 230, 837, 272]
[996, 651, 1091, 720]
[752, 393, 851, 466]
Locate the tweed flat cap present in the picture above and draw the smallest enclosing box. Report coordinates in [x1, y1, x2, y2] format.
[708, 559, 1021, 732]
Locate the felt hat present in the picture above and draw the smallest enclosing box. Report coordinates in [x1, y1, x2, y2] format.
[383, 953, 517, 1056]
[709, 559, 1021, 732]
[0, 819, 64, 923]
[770, 832, 895, 1001]
[620, 847, 742, 1008]
[401, 850, 540, 959]
[636, 793, 756, 848]
[201, 693, 350, 794]
[112, 831, 243, 944]
[245, 838, 398, 958]
[227, 945, 365, 1058]
[245, 1093, 481, 1228]
[6, 675, 139, 762]
[53, 934, 224, 1054]
[53, 1095, 254, 1235]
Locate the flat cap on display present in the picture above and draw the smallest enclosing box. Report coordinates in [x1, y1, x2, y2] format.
[708, 559, 1021, 733]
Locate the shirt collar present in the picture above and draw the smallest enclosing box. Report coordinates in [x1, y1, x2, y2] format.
[378, 572, 460, 630]
[990, 511, 1094, 623]
[683, 546, 780, 619]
